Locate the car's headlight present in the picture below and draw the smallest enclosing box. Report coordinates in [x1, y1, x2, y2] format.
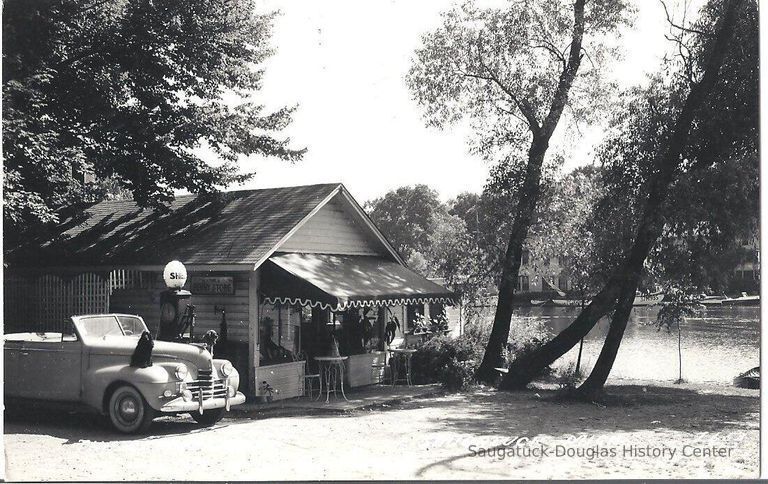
[174, 364, 188, 380]
[220, 361, 234, 376]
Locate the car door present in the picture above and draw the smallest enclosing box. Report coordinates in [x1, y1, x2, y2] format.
[18, 338, 83, 401]
[4, 340, 24, 397]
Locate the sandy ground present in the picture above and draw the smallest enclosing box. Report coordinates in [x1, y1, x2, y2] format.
[3, 380, 759, 480]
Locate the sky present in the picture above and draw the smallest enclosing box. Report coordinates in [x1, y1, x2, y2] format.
[223, 0, 700, 204]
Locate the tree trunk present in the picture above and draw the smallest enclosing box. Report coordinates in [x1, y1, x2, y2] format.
[476, 0, 586, 384]
[574, 0, 743, 398]
[499, 277, 621, 389]
[476, 142, 548, 382]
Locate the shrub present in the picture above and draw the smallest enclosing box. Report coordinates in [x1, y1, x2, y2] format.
[555, 361, 584, 389]
[505, 317, 554, 377]
[410, 315, 555, 390]
[411, 333, 482, 391]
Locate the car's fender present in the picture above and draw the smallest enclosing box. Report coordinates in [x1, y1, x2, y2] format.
[212, 358, 241, 391]
[83, 364, 175, 413]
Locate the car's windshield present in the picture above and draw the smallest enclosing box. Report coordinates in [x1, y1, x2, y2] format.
[76, 315, 148, 339]
[116, 315, 148, 336]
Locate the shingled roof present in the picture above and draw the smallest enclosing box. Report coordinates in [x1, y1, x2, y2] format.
[7, 183, 351, 269]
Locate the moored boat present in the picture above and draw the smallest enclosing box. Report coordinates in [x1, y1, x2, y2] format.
[632, 292, 665, 306]
[722, 292, 760, 306]
[734, 366, 759, 389]
[698, 294, 727, 306]
[552, 299, 590, 307]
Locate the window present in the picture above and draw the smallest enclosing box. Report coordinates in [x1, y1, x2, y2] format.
[407, 304, 425, 325]
[517, 275, 529, 292]
[558, 276, 569, 291]
[522, 250, 529, 265]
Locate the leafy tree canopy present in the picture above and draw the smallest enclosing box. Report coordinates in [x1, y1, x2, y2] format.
[365, 185, 446, 263]
[406, 0, 632, 163]
[3, 0, 305, 237]
[593, 0, 758, 293]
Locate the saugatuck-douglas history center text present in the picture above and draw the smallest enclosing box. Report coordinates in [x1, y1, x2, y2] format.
[468, 440, 735, 461]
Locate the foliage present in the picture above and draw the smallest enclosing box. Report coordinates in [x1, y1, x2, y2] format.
[653, 289, 701, 333]
[506, 317, 554, 372]
[555, 361, 584, 389]
[407, 0, 632, 163]
[259, 381, 278, 396]
[592, 0, 758, 294]
[476, 162, 607, 295]
[651, 287, 703, 384]
[365, 185, 446, 262]
[410, 334, 482, 391]
[3, 0, 304, 241]
[410, 312, 556, 390]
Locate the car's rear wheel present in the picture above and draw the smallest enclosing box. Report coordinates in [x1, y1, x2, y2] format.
[108, 385, 155, 434]
[190, 408, 225, 426]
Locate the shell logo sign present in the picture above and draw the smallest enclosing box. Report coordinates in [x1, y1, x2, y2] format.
[163, 260, 188, 289]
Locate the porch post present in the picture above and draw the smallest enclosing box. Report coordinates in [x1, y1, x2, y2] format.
[248, 269, 261, 396]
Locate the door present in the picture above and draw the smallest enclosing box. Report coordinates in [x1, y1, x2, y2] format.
[17, 339, 83, 401]
[4, 341, 23, 397]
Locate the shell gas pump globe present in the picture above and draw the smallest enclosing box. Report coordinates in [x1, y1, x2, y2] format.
[163, 260, 188, 289]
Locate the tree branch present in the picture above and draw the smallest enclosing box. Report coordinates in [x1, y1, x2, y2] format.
[660, 0, 713, 38]
[471, 45, 541, 133]
[539, 0, 586, 137]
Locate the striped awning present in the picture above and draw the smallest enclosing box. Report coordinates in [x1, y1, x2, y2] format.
[261, 253, 457, 311]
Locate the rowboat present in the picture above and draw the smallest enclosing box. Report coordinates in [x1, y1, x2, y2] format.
[734, 366, 759, 389]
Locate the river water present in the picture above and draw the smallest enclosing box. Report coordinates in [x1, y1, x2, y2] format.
[504, 306, 760, 384]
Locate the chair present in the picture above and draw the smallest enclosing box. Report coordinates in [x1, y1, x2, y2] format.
[295, 351, 321, 399]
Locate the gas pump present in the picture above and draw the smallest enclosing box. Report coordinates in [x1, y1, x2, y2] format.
[157, 260, 194, 341]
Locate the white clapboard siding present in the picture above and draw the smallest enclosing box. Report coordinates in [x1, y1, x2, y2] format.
[254, 361, 305, 399]
[279, 196, 385, 255]
[346, 351, 386, 387]
[109, 271, 253, 343]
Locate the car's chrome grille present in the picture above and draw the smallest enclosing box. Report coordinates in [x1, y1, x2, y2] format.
[186, 369, 228, 400]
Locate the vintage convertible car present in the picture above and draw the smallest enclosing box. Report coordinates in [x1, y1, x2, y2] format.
[4, 313, 246, 433]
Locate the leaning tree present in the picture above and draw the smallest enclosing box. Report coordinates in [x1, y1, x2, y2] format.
[406, 0, 632, 383]
[501, 0, 755, 392]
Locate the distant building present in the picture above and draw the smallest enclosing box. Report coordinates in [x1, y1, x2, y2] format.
[515, 250, 572, 295]
[732, 235, 760, 293]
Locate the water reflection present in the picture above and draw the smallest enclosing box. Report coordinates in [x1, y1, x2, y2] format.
[508, 306, 760, 384]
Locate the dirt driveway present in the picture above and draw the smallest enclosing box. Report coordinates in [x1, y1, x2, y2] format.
[3, 381, 759, 480]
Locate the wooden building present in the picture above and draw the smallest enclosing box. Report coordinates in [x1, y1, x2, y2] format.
[4, 183, 456, 398]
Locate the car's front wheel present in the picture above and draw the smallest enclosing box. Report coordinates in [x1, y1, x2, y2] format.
[108, 385, 155, 434]
[190, 408, 225, 426]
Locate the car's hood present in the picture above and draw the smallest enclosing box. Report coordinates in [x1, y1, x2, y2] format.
[86, 337, 211, 368]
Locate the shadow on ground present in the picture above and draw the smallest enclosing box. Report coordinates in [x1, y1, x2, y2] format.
[4, 406, 231, 444]
[394, 383, 758, 477]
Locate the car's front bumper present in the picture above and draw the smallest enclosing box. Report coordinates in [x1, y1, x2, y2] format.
[159, 392, 246, 413]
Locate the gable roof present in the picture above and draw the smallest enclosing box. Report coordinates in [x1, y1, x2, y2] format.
[6, 183, 403, 270]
